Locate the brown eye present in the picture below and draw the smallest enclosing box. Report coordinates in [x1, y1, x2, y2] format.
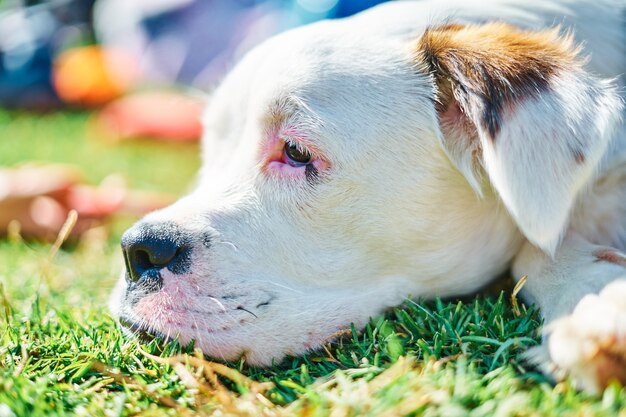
[283, 142, 312, 166]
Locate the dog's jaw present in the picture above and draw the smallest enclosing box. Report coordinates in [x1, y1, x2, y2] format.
[115, 266, 415, 364]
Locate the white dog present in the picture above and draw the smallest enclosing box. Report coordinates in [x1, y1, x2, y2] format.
[111, 0, 626, 393]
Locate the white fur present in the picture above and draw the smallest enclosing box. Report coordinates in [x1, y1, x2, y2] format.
[112, 0, 626, 392]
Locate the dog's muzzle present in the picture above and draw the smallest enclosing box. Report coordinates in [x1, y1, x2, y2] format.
[121, 221, 193, 291]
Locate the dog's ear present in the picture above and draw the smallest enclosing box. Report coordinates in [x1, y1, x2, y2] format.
[415, 23, 623, 255]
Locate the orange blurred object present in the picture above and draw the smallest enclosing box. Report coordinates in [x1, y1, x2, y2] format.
[52, 45, 139, 106]
[95, 90, 205, 142]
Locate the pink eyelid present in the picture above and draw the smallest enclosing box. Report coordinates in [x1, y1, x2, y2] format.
[260, 125, 330, 178]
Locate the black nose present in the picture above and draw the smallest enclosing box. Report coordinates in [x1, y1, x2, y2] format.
[121, 222, 191, 285]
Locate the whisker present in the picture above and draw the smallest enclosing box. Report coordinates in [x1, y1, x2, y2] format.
[217, 240, 239, 251]
[236, 306, 258, 318]
[244, 279, 304, 294]
[208, 296, 227, 312]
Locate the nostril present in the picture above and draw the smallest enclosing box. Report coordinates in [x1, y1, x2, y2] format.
[134, 244, 177, 269]
[125, 241, 180, 283]
[133, 249, 156, 270]
[121, 222, 190, 285]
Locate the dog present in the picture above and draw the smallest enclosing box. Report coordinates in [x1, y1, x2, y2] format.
[110, 0, 626, 394]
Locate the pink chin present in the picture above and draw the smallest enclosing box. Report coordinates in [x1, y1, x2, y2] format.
[133, 270, 194, 319]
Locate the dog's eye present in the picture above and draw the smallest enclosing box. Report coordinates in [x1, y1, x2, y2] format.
[283, 142, 311, 166]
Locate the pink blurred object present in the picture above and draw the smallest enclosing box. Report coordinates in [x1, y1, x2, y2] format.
[95, 90, 205, 142]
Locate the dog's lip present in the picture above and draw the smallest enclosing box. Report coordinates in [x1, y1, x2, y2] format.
[118, 315, 241, 341]
[118, 316, 171, 343]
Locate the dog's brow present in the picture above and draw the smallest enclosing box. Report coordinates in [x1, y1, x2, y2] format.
[263, 108, 288, 133]
[262, 97, 302, 133]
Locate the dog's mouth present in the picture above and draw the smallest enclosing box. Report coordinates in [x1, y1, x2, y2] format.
[118, 316, 171, 344]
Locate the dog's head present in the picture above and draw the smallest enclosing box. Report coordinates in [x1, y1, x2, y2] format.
[111, 17, 622, 364]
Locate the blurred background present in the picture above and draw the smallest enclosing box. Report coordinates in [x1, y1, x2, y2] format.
[0, 0, 389, 244]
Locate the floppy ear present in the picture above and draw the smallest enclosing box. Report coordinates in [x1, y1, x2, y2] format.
[415, 23, 623, 255]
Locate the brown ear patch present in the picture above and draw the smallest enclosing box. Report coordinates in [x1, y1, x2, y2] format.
[415, 23, 582, 139]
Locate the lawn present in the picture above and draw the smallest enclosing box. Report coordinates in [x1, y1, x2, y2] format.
[1, 110, 625, 416]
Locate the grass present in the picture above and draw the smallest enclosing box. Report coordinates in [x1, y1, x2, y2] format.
[1, 110, 626, 416]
